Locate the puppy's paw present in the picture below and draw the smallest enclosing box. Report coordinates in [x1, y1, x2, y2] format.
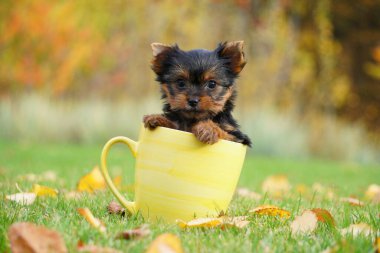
[192, 120, 220, 144]
[143, 114, 177, 129]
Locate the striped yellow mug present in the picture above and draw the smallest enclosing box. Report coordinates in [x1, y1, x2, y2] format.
[100, 126, 247, 223]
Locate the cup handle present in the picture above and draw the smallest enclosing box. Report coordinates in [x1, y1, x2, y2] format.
[100, 136, 138, 214]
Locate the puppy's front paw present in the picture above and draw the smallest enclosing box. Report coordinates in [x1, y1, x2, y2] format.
[143, 114, 176, 129]
[192, 121, 220, 144]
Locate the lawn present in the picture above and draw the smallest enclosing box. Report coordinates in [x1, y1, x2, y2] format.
[1, 141, 379, 252]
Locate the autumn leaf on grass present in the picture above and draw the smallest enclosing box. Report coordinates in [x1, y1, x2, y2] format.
[375, 237, 380, 253]
[340, 197, 364, 207]
[177, 216, 250, 229]
[236, 187, 262, 200]
[176, 217, 223, 229]
[77, 208, 106, 233]
[5, 192, 36, 205]
[77, 166, 121, 193]
[291, 209, 337, 235]
[290, 210, 318, 235]
[146, 233, 184, 253]
[249, 205, 291, 218]
[310, 208, 335, 226]
[107, 200, 126, 216]
[341, 223, 373, 237]
[262, 175, 291, 198]
[220, 216, 250, 229]
[32, 184, 58, 197]
[8, 222, 67, 253]
[77, 166, 106, 193]
[116, 224, 151, 240]
[365, 184, 380, 204]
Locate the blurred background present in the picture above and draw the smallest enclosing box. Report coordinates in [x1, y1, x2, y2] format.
[1, 0, 379, 163]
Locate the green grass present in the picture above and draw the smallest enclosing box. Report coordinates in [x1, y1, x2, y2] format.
[0, 141, 379, 252]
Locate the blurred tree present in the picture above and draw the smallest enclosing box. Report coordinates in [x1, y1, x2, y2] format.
[0, 0, 379, 143]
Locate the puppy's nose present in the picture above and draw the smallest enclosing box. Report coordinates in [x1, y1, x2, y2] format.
[188, 98, 199, 108]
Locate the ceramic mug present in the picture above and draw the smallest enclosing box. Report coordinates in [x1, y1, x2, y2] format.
[100, 126, 247, 223]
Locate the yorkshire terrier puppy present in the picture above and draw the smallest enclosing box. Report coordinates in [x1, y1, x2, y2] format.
[143, 41, 251, 146]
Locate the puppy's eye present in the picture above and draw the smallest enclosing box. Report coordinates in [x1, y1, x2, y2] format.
[176, 80, 186, 89]
[206, 80, 217, 89]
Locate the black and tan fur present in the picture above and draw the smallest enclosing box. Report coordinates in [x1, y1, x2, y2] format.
[143, 41, 251, 146]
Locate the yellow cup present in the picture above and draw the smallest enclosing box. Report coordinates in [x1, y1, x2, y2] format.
[100, 126, 247, 223]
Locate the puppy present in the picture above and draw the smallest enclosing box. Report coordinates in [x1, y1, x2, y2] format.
[143, 41, 251, 146]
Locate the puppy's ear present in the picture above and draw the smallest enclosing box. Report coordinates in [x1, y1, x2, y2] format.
[151, 43, 176, 75]
[217, 41, 246, 74]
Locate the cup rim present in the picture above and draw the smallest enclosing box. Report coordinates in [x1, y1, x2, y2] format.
[149, 126, 247, 148]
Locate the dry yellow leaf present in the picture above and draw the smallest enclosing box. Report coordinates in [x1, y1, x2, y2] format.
[236, 187, 262, 200]
[77, 166, 106, 193]
[77, 208, 106, 233]
[5, 192, 36, 205]
[340, 197, 364, 207]
[177, 216, 250, 230]
[375, 237, 380, 253]
[32, 184, 58, 197]
[290, 210, 318, 235]
[176, 217, 223, 229]
[310, 208, 335, 226]
[262, 175, 291, 198]
[249, 205, 291, 218]
[341, 223, 373, 237]
[146, 233, 184, 253]
[116, 224, 151, 240]
[220, 216, 250, 229]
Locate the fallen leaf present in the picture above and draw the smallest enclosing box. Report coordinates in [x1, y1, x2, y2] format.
[375, 237, 380, 253]
[236, 187, 262, 200]
[290, 210, 318, 235]
[146, 233, 184, 253]
[32, 184, 58, 197]
[365, 184, 380, 204]
[310, 208, 335, 226]
[249, 205, 291, 218]
[220, 216, 250, 229]
[177, 216, 250, 230]
[8, 222, 67, 253]
[5, 192, 37, 205]
[77, 208, 106, 233]
[176, 217, 222, 229]
[341, 223, 373, 237]
[77, 166, 106, 193]
[116, 224, 150, 240]
[262, 175, 291, 198]
[107, 201, 125, 216]
[340, 197, 364, 207]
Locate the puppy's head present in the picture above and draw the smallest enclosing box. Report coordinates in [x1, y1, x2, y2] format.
[151, 41, 246, 119]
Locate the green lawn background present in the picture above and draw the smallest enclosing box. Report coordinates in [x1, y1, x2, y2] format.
[1, 141, 379, 252]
